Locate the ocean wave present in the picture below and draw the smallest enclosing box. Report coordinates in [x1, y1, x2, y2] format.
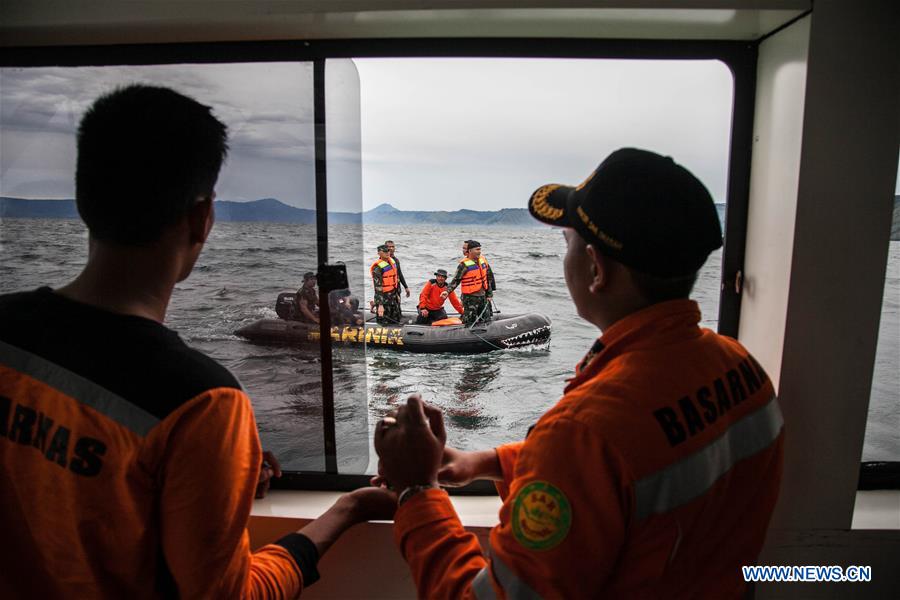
[8, 220, 896, 462]
[185, 332, 245, 343]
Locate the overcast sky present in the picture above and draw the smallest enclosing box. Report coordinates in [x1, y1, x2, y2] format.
[2, 59, 898, 213]
[0, 63, 317, 207]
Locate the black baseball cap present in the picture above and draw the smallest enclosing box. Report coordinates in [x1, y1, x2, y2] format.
[377, 244, 389, 252]
[434, 269, 449, 278]
[467, 240, 482, 249]
[528, 148, 722, 278]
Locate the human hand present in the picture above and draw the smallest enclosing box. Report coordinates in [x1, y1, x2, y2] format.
[300, 484, 398, 557]
[374, 446, 499, 489]
[437, 446, 482, 487]
[342, 486, 398, 523]
[405, 288, 411, 297]
[420, 309, 429, 317]
[374, 395, 445, 490]
[256, 450, 282, 499]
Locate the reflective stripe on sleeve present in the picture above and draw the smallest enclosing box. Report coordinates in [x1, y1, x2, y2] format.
[474, 551, 544, 600]
[472, 566, 497, 600]
[634, 394, 783, 521]
[0, 339, 159, 437]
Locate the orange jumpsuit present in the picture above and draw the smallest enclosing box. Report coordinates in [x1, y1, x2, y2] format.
[418, 280, 464, 314]
[394, 299, 784, 599]
[0, 288, 312, 599]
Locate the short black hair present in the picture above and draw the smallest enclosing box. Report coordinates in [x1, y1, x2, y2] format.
[628, 267, 699, 304]
[75, 84, 228, 245]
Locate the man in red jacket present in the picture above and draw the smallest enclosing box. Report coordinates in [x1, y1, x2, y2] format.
[416, 269, 464, 324]
[372, 148, 784, 599]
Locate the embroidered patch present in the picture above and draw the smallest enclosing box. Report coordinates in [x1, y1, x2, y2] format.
[529, 185, 564, 221]
[511, 481, 572, 550]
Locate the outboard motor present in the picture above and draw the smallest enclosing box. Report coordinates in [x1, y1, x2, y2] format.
[275, 292, 298, 320]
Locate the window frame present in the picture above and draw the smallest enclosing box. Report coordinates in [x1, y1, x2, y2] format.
[1, 37, 757, 494]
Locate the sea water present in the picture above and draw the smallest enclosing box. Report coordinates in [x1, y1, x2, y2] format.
[1, 219, 896, 472]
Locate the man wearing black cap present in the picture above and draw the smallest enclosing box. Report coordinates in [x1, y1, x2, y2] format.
[371, 149, 784, 599]
[444, 240, 493, 325]
[295, 271, 319, 324]
[416, 269, 464, 325]
[461, 239, 496, 296]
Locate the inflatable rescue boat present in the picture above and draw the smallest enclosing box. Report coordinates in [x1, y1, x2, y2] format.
[235, 294, 551, 354]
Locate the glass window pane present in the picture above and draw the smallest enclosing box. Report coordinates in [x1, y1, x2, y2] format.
[325, 58, 369, 473]
[348, 57, 734, 465]
[862, 161, 900, 463]
[0, 63, 324, 471]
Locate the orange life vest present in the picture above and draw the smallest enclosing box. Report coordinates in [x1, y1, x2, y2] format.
[478, 255, 490, 285]
[370, 258, 398, 293]
[459, 258, 486, 295]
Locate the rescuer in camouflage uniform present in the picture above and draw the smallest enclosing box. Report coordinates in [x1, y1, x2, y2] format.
[385, 240, 411, 300]
[462, 239, 497, 295]
[444, 239, 493, 326]
[295, 271, 319, 323]
[372, 244, 402, 325]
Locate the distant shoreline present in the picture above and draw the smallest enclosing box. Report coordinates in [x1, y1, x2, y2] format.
[4, 196, 896, 239]
[0, 196, 544, 227]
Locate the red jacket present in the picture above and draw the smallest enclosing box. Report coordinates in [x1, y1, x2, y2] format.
[394, 300, 784, 599]
[418, 280, 463, 314]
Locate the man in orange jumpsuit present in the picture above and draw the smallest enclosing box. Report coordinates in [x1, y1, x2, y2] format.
[373, 148, 784, 599]
[0, 85, 395, 598]
[417, 269, 464, 324]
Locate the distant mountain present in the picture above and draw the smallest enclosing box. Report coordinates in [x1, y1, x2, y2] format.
[362, 203, 539, 227]
[214, 198, 360, 224]
[0, 197, 538, 227]
[0, 197, 79, 219]
[4, 196, 898, 238]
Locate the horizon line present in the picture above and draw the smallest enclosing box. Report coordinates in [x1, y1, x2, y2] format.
[1, 195, 731, 211]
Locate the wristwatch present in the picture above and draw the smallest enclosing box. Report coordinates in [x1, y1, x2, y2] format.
[397, 484, 438, 507]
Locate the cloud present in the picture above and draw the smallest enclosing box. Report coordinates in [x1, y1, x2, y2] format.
[2, 58, 738, 210]
[1, 63, 314, 164]
[354, 57, 734, 210]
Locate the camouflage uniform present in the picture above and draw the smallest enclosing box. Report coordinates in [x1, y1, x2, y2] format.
[447, 260, 493, 326]
[461, 293, 492, 326]
[295, 285, 319, 323]
[372, 266, 402, 324]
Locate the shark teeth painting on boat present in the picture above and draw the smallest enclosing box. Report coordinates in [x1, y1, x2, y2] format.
[499, 325, 551, 348]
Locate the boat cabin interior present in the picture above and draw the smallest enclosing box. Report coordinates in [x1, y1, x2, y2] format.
[1, 1, 897, 598]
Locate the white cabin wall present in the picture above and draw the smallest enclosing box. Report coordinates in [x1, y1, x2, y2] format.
[738, 14, 809, 391]
[764, 0, 899, 532]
